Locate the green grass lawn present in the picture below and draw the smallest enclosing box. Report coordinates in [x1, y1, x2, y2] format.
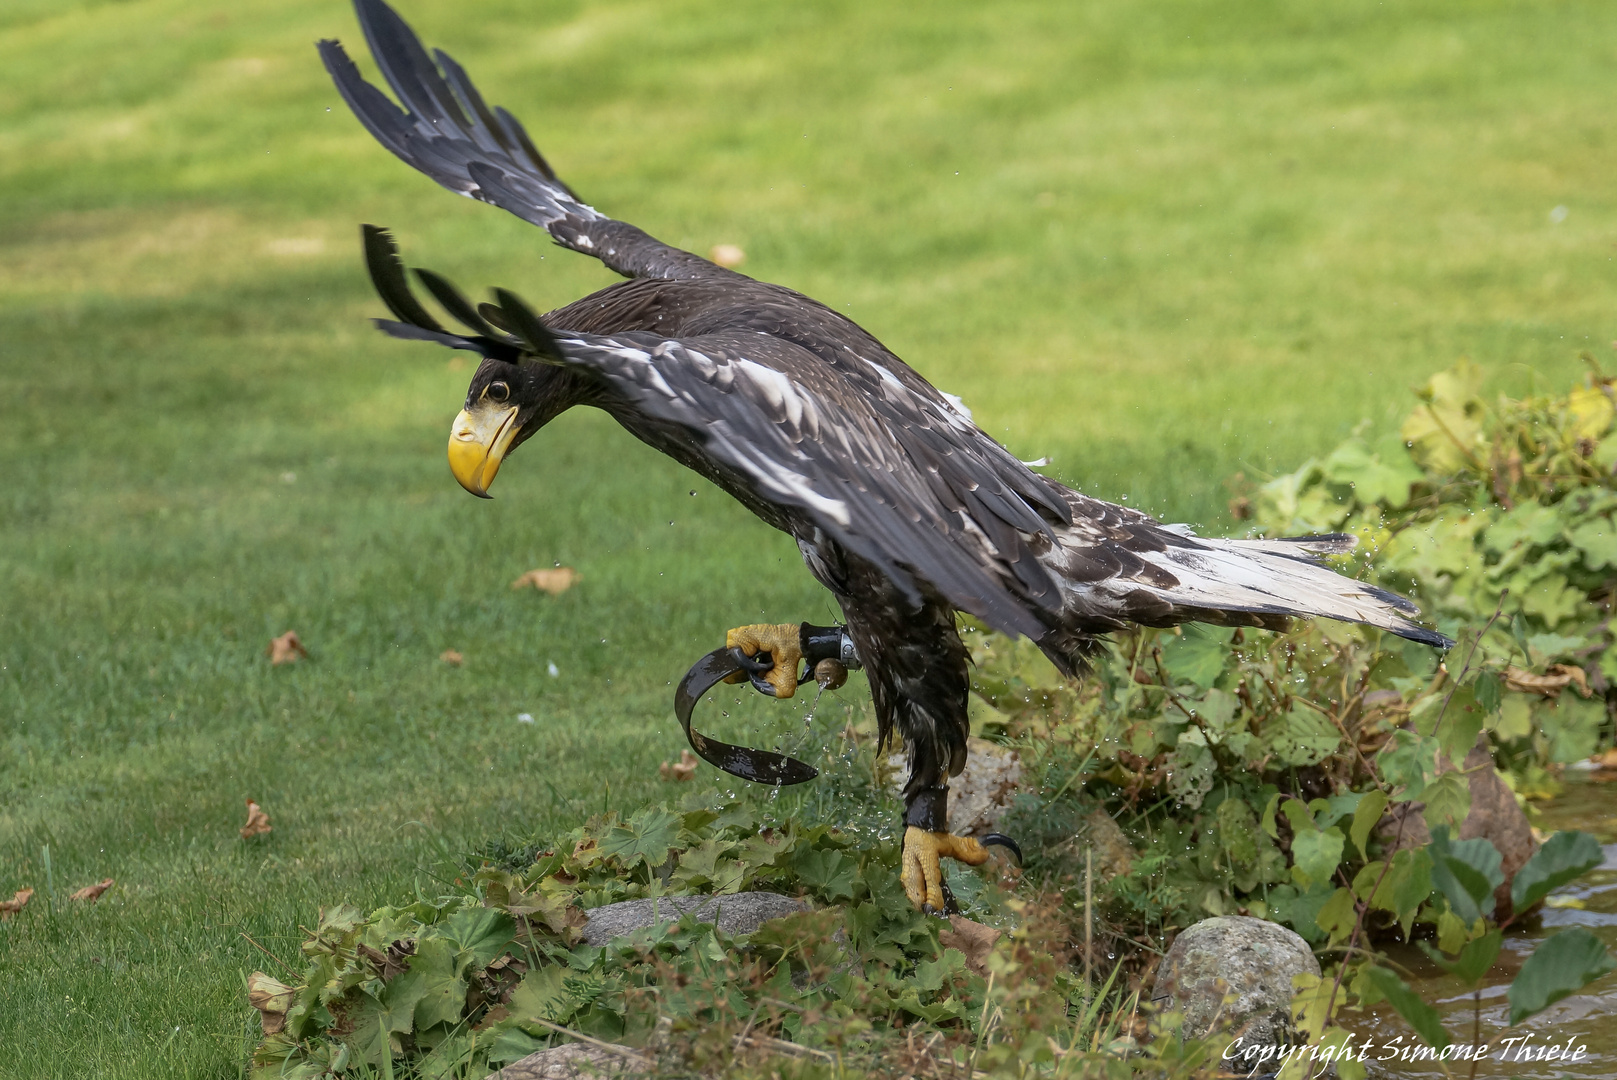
[1, 0, 1614, 1074]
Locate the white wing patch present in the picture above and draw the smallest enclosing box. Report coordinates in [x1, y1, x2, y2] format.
[941, 391, 973, 422]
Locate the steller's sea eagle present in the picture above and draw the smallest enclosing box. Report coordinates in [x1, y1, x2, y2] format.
[319, 0, 1448, 912]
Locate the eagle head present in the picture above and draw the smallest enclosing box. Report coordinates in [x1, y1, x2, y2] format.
[447, 357, 573, 498]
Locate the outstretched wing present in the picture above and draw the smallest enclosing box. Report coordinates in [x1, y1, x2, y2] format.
[319, 0, 723, 281]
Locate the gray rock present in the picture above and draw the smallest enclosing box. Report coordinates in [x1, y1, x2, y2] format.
[580, 892, 806, 947]
[1152, 915, 1319, 1051]
[491, 1043, 647, 1079]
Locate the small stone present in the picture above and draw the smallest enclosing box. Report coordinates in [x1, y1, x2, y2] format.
[580, 892, 806, 947]
[490, 1042, 648, 1079]
[1151, 915, 1319, 1048]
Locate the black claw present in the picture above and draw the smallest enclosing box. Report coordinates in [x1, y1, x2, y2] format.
[922, 903, 944, 918]
[981, 833, 1023, 865]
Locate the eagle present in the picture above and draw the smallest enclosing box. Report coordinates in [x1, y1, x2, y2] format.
[320, 0, 1448, 912]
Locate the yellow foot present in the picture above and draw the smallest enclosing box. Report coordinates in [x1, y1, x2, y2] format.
[724, 623, 802, 699]
[901, 827, 993, 913]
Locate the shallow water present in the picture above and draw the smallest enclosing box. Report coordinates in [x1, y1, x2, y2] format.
[1336, 776, 1617, 1079]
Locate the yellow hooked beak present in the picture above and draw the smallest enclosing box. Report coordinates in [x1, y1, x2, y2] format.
[448, 403, 520, 498]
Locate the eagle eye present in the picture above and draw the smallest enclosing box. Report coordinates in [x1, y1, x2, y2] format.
[488, 381, 511, 404]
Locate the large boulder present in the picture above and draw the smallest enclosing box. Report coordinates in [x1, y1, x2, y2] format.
[580, 892, 807, 947]
[1374, 734, 1538, 921]
[1151, 915, 1320, 1049]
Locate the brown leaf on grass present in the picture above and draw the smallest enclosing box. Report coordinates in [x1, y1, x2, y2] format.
[708, 243, 745, 268]
[0, 888, 33, 920]
[1505, 663, 1590, 698]
[1590, 748, 1617, 770]
[439, 649, 464, 667]
[265, 631, 308, 665]
[659, 749, 698, 782]
[247, 971, 296, 1034]
[69, 878, 114, 903]
[938, 914, 1001, 977]
[240, 798, 272, 839]
[510, 567, 579, 594]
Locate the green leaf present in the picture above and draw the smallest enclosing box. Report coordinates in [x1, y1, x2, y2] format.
[1351, 790, 1388, 860]
[1473, 671, 1502, 714]
[1491, 694, 1533, 741]
[599, 808, 682, 870]
[1507, 928, 1617, 1024]
[793, 848, 860, 901]
[392, 936, 466, 1031]
[1511, 830, 1605, 913]
[1377, 730, 1441, 801]
[1291, 827, 1345, 889]
[507, 965, 570, 1024]
[439, 907, 516, 971]
[1569, 517, 1617, 570]
[1322, 435, 1425, 508]
[1519, 574, 1580, 630]
[1159, 625, 1233, 688]
[1420, 772, 1471, 833]
[1420, 929, 1501, 986]
[1389, 848, 1435, 939]
[1428, 826, 1503, 924]
[1261, 792, 1281, 841]
[1545, 694, 1605, 764]
[1280, 796, 1317, 835]
[1272, 704, 1341, 767]
[1315, 887, 1358, 945]
[1435, 690, 1484, 768]
[1365, 966, 1450, 1049]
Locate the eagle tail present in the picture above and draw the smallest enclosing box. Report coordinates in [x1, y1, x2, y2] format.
[1117, 532, 1453, 648]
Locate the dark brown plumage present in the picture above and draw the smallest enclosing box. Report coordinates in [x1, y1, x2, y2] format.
[320, 0, 1447, 858]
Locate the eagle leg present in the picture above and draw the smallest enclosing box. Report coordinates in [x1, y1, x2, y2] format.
[722, 624, 803, 699]
[901, 827, 993, 914]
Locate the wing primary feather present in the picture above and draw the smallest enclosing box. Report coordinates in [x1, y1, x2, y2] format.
[353, 0, 467, 131]
[413, 267, 508, 340]
[477, 302, 516, 334]
[362, 224, 446, 332]
[492, 105, 577, 197]
[493, 288, 566, 362]
[372, 319, 517, 360]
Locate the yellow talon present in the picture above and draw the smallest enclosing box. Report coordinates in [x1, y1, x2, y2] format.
[723, 623, 803, 699]
[901, 826, 991, 912]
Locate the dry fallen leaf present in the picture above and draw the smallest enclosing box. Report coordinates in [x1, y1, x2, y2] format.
[266, 631, 308, 665]
[510, 567, 579, 594]
[709, 243, 745, 268]
[440, 649, 464, 667]
[0, 888, 33, 920]
[247, 971, 296, 1034]
[659, 749, 699, 782]
[69, 878, 114, 903]
[240, 798, 273, 839]
[1505, 663, 1590, 698]
[1591, 748, 1617, 770]
[938, 914, 1001, 976]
